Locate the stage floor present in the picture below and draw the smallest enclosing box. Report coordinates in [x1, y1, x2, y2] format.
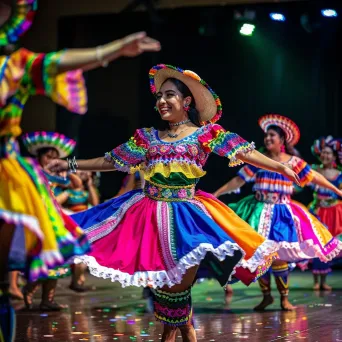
[13, 270, 342, 342]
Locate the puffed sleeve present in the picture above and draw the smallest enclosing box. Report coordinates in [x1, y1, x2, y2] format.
[198, 123, 255, 167]
[0, 48, 87, 114]
[25, 49, 87, 114]
[104, 128, 151, 173]
[291, 157, 314, 187]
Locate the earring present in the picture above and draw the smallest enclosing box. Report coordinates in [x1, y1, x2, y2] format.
[183, 104, 190, 112]
[281, 145, 286, 153]
[154, 106, 159, 112]
[332, 161, 337, 168]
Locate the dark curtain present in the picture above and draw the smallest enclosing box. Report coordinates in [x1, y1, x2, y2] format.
[58, 1, 342, 202]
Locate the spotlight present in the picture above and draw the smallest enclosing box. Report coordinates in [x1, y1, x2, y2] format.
[270, 13, 286, 22]
[321, 9, 338, 17]
[240, 23, 255, 36]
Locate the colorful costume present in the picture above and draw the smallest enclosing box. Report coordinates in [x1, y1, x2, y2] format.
[229, 115, 342, 297]
[306, 137, 342, 275]
[0, 3, 89, 282]
[72, 64, 279, 326]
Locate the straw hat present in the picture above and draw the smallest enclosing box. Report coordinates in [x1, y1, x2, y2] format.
[149, 64, 222, 125]
[22, 131, 76, 158]
[259, 114, 300, 146]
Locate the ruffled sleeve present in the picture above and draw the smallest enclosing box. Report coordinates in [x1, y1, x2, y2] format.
[237, 165, 258, 183]
[28, 50, 87, 114]
[0, 48, 87, 114]
[104, 128, 151, 173]
[291, 157, 314, 187]
[198, 123, 255, 167]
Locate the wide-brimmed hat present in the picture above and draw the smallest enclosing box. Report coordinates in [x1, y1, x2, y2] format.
[149, 64, 222, 125]
[22, 131, 76, 158]
[258, 114, 300, 146]
[312, 136, 342, 164]
[0, 0, 37, 47]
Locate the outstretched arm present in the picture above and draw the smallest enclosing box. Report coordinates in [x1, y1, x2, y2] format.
[237, 150, 300, 185]
[213, 176, 245, 198]
[47, 157, 116, 173]
[57, 32, 160, 74]
[311, 170, 342, 197]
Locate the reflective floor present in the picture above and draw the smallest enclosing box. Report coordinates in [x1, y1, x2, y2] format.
[13, 271, 342, 341]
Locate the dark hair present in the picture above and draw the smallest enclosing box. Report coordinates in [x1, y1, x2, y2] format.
[37, 147, 59, 160]
[266, 125, 300, 156]
[321, 145, 341, 166]
[157, 78, 201, 130]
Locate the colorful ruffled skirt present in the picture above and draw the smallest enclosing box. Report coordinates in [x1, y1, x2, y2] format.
[0, 137, 90, 282]
[300, 201, 342, 274]
[71, 181, 279, 289]
[229, 192, 342, 263]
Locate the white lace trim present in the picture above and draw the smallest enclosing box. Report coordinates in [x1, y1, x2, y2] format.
[240, 239, 279, 271]
[74, 241, 246, 289]
[274, 239, 342, 263]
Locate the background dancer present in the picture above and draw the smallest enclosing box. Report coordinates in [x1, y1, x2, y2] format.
[307, 136, 342, 290]
[213, 114, 342, 311]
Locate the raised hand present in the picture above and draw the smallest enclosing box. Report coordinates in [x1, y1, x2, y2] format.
[282, 167, 300, 186]
[46, 159, 68, 173]
[120, 32, 161, 57]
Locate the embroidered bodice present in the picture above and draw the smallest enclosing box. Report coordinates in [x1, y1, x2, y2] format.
[105, 124, 254, 196]
[238, 156, 314, 197]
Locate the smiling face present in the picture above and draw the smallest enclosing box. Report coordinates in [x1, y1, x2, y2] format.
[264, 127, 285, 153]
[320, 146, 336, 166]
[156, 79, 192, 123]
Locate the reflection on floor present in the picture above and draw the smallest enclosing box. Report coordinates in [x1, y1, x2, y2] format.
[13, 270, 342, 341]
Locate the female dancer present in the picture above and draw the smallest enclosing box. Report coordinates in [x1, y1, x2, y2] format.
[307, 136, 342, 290]
[0, 0, 160, 338]
[213, 114, 342, 311]
[48, 64, 302, 342]
[22, 131, 90, 307]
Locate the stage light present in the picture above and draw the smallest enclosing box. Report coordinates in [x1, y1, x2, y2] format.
[240, 23, 255, 36]
[270, 13, 286, 22]
[321, 9, 338, 18]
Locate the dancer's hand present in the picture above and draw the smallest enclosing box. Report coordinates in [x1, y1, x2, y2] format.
[282, 167, 300, 186]
[119, 32, 161, 57]
[46, 159, 68, 173]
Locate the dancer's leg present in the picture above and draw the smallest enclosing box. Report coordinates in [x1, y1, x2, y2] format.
[254, 270, 273, 311]
[155, 266, 198, 342]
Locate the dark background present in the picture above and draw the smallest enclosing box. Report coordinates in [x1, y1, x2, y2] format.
[56, 0, 342, 201]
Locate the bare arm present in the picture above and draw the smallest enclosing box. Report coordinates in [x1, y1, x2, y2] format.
[57, 32, 160, 74]
[237, 150, 285, 174]
[213, 176, 245, 198]
[55, 191, 69, 205]
[311, 170, 342, 197]
[68, 173, 83, 189]
[87, 183, 100, 206]
[236, 150, 300, 185]
[47, 157, 115, 173]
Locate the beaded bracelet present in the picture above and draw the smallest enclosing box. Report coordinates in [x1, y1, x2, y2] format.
[67, 156, 78, 173]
